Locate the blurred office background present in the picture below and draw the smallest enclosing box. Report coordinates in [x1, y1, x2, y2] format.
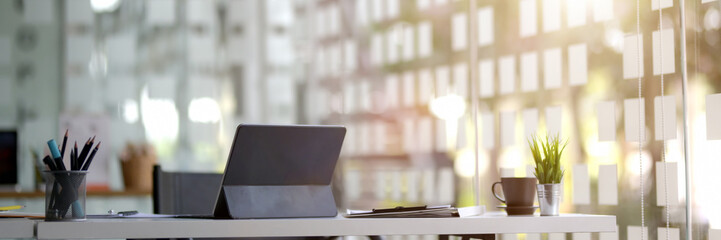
[1, 0, 721, 239]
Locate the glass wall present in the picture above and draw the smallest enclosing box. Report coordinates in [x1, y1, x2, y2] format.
[1, 0, 721, 239]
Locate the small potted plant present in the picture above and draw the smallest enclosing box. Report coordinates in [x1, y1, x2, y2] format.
[528, 134, 567, 216]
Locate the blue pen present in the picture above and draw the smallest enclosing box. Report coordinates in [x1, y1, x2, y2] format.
[47, 139, 61, 158]
[72, 201, 84, 218]
[47, 139, 66, 170]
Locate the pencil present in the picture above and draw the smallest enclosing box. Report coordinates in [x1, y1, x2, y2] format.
[69, 149, 73, 170]
[70, 149, 76, 170]
[0, 205, 24, 211]
[81, 142, 100, 171]
[74, 142, 78, 170]
[77, 138, 92, 169]
[60, 129, 68, 159]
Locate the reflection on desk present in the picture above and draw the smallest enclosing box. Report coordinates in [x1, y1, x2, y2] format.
[36, 213, 616, 239]
[0, 190, 152, 198]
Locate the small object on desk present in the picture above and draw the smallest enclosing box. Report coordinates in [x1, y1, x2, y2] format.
[0, 205, 24, 211]
[373, 205, 427, 213]
[42, 133, 100, 221]
[345, 205, 460, 218]
[457, 205, 485, 217]
[87, 211, 185, 219]
[118, 210, 138, 216]
[44, 171, 87, 221]
[89, 210, 138, 218]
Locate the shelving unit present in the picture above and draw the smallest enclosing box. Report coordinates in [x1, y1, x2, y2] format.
[295, 0, 477, 211]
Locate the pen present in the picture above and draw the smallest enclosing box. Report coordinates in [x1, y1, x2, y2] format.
[81, 142, 100, 171]
[47, 139, 66, 170]
[118, 210, 138, 217]
[60, 130, 68, 159]
[49, 181, 58, 209]
[42, 155, 57, 171]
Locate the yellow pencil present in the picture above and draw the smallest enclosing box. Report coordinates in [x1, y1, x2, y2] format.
[0, 205, 24, 211]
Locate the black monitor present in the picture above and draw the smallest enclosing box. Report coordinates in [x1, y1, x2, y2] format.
[0, 130, 18, 185]
[213, 124, 345, 219]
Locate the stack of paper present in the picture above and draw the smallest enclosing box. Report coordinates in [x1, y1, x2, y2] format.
[345, 205, 460, 218]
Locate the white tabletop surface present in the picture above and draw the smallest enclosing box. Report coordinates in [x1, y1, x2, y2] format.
[35, 212, 616, 239]
[0, 218, 36, 238]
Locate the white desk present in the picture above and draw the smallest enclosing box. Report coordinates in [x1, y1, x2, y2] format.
[35, 212, 616, 239]
[0, 218, 36, 238]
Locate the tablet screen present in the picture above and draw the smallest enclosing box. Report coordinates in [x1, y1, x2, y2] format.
[221, 124, 345, 186]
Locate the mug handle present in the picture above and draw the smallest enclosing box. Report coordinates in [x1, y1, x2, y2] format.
[492, 181, 505, 203]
